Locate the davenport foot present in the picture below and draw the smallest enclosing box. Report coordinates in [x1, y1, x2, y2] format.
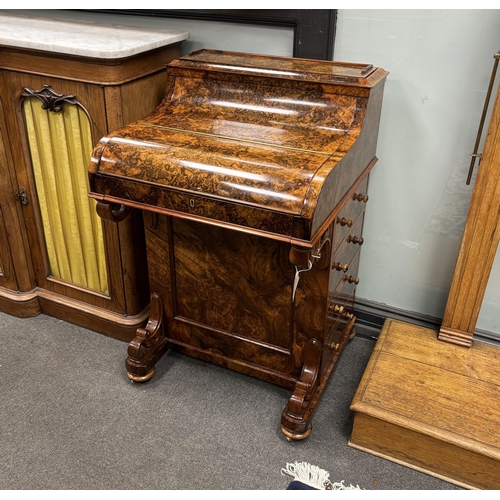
[280, 338, 322, 440]
[125, 292, 169, 381]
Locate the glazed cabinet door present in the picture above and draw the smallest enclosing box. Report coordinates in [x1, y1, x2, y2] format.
[1, 71, 131, 316]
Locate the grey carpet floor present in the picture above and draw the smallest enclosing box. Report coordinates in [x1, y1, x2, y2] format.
[0, 311, 461, 490]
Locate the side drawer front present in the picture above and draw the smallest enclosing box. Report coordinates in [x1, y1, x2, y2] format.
[325, 292, 355, 349]
[328, 249, 360, 317]
[329, 212, 365, 293]
[326, 249, 361, 337]
[331, 176, 369, 254]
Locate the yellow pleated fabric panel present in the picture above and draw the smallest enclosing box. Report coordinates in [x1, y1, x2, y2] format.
[23, 99, 109, 294]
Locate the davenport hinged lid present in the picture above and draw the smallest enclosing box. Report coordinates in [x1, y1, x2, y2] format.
[89, 50, 388, 245]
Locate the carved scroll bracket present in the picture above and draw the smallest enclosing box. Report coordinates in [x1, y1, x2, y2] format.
[96, 200, 132, 223]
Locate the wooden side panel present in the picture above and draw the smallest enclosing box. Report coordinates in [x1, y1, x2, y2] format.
[0, 87, 35, 293]
[145, 214, 300, 382]
[171, 218, 293, 347]
[0, 206, 17, 290]
[0, 106, 19, 291]
[103, 71, 170, 132]
[309, 82, 385, 237]
[350, 413, 500, 490]
[120, 71, 170, 125]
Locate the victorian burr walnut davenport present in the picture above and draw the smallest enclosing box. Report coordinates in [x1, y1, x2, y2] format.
[349, 52, 500, 489]
[88, 49, 388, 440]
[0, 13, 188, 340]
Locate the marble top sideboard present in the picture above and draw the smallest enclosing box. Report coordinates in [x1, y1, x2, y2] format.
[0, 12, 190, 59]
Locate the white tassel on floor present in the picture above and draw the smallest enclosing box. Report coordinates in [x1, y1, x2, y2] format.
[281, 461, 361, 490]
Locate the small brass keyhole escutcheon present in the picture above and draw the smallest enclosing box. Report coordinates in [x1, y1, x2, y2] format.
[17, 187, 28, 205]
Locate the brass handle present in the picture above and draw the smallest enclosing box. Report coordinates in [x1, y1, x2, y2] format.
[353, 193, 369, 203]
[343, 275, 360, 285]
[332, 262, 349, 272]
[336, 217, 353, 227]
[347, 235, 364, 245]
[467, 51, 500, 185]
[328, 304, 345, 315]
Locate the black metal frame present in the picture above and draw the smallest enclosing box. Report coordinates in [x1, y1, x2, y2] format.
[86, 9, 337, 60]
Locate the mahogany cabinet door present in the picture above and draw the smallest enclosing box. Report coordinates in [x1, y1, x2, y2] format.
[1, 71, 131, 314]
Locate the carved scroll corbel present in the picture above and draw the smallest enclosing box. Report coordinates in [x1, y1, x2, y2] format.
[96, 200, 132, 222]
[125, 292, 170, 382]
[281, 338, 322, 440]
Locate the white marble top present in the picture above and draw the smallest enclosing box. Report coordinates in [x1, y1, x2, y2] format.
[0, 12, 190, 59]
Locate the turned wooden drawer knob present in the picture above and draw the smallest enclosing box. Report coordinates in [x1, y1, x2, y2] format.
[353, 193, 369, 202]
[328, 304, 345, 315]
[336, 217, 353, 227]
[332, 262, 349, 272]
[347, 235, 364, 245]
[343, 275, 360, 285]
